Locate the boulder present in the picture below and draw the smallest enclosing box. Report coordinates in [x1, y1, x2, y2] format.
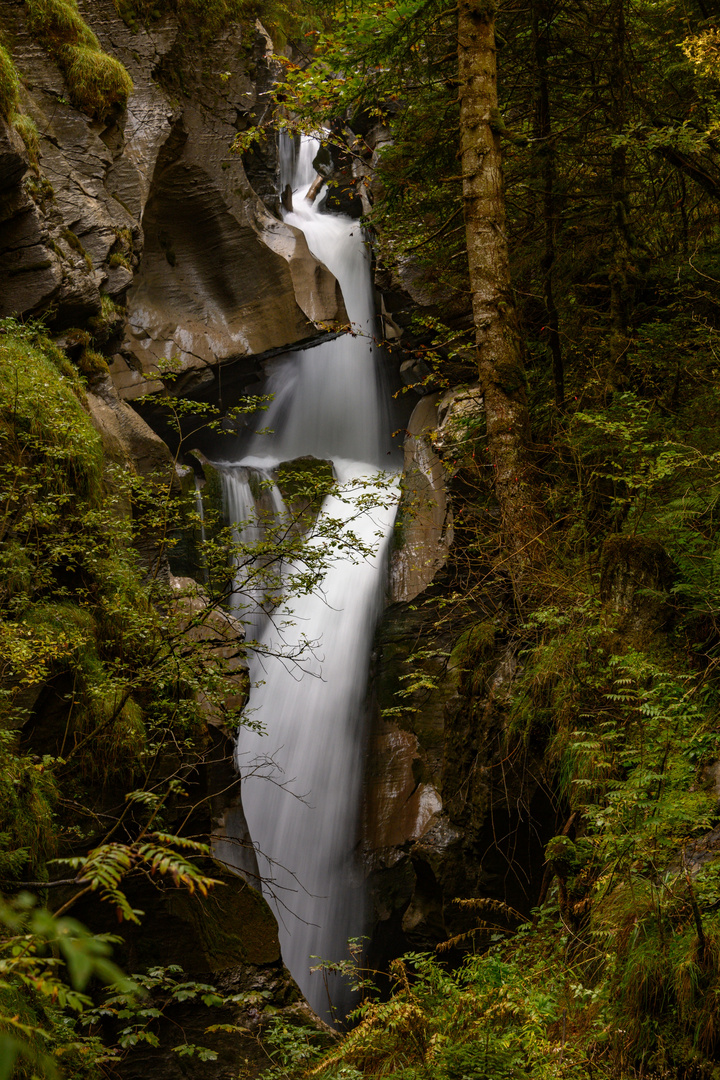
[599, 534, 676, 638]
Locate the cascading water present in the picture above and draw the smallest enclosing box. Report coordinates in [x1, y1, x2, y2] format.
[217, 137, 398, 1019]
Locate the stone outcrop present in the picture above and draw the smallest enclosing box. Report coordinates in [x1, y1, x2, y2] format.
[87, 372, 175, 478]
[389, 394, 453, 604]
[599, 533, 676, 638]
[0, 0, 347, 401]
[363, 383, 555, 963]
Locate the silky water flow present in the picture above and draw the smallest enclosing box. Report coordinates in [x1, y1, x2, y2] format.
[214, 138, 398, 1019]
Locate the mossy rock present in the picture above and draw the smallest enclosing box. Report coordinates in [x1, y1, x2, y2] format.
[373, 599, 461, 760]
[599, 534, 675, 637]
[77, 347, 110, 380]
[25, 0, 133, 121]
[163, 863, 282, 971]
[275, 456, 335, 532]
[449, 620, 496, 696]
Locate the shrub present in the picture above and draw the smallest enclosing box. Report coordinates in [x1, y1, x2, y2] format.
[0, 319, 103, 500]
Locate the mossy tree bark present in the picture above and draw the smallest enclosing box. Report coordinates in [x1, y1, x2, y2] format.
[457, 0, 547, 592]
[608, 0, 632, 389]
[532, 0, 563, 411]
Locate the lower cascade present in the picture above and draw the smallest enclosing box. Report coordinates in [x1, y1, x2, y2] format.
[215, 138, 398, 1018]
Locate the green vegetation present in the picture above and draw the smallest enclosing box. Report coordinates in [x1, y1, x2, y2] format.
[113, 0, 253, 40]
[25, 0, 132, 120]
[0, 42, 42, 162]
[238, 1, 720, 1077]
[112, 0, 330, 52]
[0, 315, 397, 1075]
[0, 43, 20, 120]
[4, 0, 720, 1072]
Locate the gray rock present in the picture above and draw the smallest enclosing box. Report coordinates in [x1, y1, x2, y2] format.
[0, 0, 346, 392]
[389, 394, 453, 603]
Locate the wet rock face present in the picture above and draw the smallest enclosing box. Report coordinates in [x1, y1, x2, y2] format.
[389, 394, 453, 604]
[364, 383, 556, 966]
[364, 592, 556, 966]
[0, 0, 346, 396]
[0, 114, 103, 322]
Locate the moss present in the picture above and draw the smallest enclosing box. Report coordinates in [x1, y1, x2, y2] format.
[0, 319, 103, 500]
[61, 226, 84, 252]
[60, 44, 133, 119]
[25, 175, 55, 205]
[112, 0, 293, 54]
[87, 293, 126, 346]
[25, 0, 133, 121]
[113, 0, 254, 43]
[26, 0, 98, 47]
[449, 619, 496, 696]
[0, 44, 20, 121]
[13, 114, 40, 164]
[108, 251, 131, 270]
[77, 346, 110, 379]
[61, 227, 93, 268]
[0, 746, 57, 878]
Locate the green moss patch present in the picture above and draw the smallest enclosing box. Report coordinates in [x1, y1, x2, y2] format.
[0, 44, 20, 120]
[0, 319, 103, 500]
[25, 0, 133, 120]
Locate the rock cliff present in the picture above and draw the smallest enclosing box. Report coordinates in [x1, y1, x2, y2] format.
[0, 0, 346, 400]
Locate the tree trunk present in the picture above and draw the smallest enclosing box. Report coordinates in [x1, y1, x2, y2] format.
[607, 0, 631, 388]
[532, 0, 564, 411]
[457, 0, 547, 590]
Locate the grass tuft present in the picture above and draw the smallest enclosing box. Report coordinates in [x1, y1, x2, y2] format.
[0, 44, 20, 120]
[26, 0, 99, 48]
[13, 114, 39, 163]
[25, 0, 133, 120]
[59, 44, 133, 118]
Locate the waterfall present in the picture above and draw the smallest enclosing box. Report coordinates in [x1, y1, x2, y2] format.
[194, 475, 208, 584]
[218, 136, 397, 1019]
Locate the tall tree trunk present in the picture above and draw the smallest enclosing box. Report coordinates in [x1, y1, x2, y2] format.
[532, 0, 564, 411]
[608, 0, 631, 388]
[457, 0, 547, 591]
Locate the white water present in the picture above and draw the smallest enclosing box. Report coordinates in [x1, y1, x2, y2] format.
[219, 137, 398, 1018]
[193, 475, 208, 583]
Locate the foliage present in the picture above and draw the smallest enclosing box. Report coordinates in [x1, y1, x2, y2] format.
[0, 44, 20, 121]
[0, 893, 133, 1079]
[0, 313, 401, 1073]
[25, 0, 133, 120]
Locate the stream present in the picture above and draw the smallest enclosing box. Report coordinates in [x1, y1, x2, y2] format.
[213, 137, 398, 1019]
